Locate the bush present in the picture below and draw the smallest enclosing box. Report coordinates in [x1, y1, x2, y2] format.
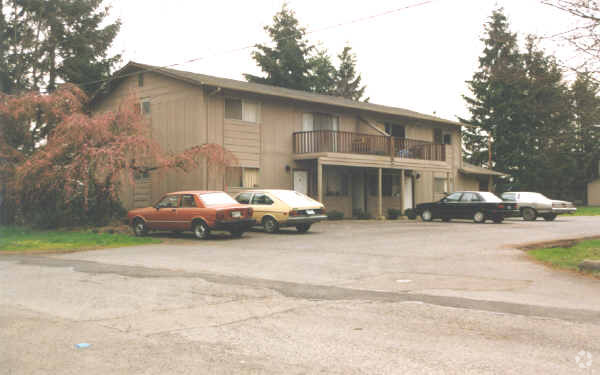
[352, 209, 372, 220]
[404, 208, 417, 220]
[387, 208, 403, 220]
[327, 210, 344, 220]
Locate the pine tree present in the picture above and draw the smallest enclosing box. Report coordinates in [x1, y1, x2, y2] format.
[332, 46, 367, 101]
[244, 4, 314, 91]
[0, 0, 121, 95]
[460, 8, 528, 191]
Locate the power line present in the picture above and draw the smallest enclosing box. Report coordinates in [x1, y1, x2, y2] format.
[43, 0, 440, 93]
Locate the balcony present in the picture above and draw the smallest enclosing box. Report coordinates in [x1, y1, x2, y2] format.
[293, 130, 446, 162]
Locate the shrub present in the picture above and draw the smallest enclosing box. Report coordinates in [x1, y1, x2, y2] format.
[327, 210, 344, 220]
[404, 208, 417, 220]
[387, 208, 403, 219]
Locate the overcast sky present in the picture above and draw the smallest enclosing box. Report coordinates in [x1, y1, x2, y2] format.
[106, 0, 578, 121]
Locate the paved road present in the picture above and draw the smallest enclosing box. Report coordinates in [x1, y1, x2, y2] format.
[1, 216, 599, 374]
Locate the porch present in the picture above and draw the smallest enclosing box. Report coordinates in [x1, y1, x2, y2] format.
[293, 130, 446, 161]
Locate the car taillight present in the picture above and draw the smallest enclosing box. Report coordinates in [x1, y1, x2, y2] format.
[289, 210, 300, 217]
[497, 204, 504, 209]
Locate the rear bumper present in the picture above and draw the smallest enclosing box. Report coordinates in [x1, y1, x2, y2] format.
[551, 207, 576, 214]
[282, 215, 328, 227]
[213, 218, 256, 232]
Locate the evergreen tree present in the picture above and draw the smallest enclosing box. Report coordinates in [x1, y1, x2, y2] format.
[460, 8, 528, 191]
[244, 4, 314, 91]
[0, 0, 121, 95]
[333, 46, 367, 101]
[310, 48, 336, 95]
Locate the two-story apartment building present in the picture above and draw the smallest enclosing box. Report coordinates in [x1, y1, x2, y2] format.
[93, 62, 505, 218]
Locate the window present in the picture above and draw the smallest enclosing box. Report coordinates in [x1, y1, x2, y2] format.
[225, 98, 258, 122]
[141, 100, 151, 114]
[368, 173, 400, 196]
[460, 192, 481, 202]
[302, 113, 339, 131]
[502, 192, 516, 201]
[156, 195, 178, 208]
[434, 178, 448, 194]
[325, 168, 349, 196]
[138, 73, 144, 87]
[235, 192, 252, 204]
[251, 193, 273, 205]
[443, 134, 451, 145]
[434, 128, 443, 144]
[445, 192, 462, 202]
[225, 167, 259, 188]
[385, 123, 405, 138]
[180, 194, 197, 208]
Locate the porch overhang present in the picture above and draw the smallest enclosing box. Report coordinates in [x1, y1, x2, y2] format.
[459, 162, 508, 177]
[294, 152, 451, 172]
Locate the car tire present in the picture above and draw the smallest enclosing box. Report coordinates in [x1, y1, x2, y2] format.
[421, 209, 433, 222]
[441, 216, 451, 222]
[296, 223, 311, 233]
[473, 211, 486, 223]
[263, 216, 279, 233]
[229, 230, 244, 238]
[522, 207, 537, 221]
[192, 221, 210, 240]
[543, 214, 557, 221]
[133, 219, 148, 237]
[492, 216, 503, 224]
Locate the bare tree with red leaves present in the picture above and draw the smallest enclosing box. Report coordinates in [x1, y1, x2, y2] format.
[0, 85, 237, 227]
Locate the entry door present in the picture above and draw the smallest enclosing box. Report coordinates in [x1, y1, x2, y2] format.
[403, 176, 413, 209]
[293, 170, 308, 195]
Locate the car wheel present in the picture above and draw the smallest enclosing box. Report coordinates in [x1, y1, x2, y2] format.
[543, 214, 557, 221]
[473, 211, 486, 223]
[492, 216, 504, 224]
[263, 217, 279, 233]
[192, 221, 210, 240]
[296, 223, 311, 233]
[229, 230, 244, 238]
[441, 217, 451, 222]
[522, 207, 537, 221]
[421, 209, 433, 222]
[133, 219, 148, 237]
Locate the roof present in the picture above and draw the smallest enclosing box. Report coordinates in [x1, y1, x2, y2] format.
[459, 162, 508, 177]
[100, 61, 464, 127]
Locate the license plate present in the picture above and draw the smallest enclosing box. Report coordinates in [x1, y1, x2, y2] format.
[231, 211, 241, 218]
[306, 209, 315, 215]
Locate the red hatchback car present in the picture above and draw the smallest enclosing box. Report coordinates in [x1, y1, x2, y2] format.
[127, 191, 255, 239]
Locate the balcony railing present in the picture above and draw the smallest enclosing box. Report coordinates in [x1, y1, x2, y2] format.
[293, 130, 446, 161]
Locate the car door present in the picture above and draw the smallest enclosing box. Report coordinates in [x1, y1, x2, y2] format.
[175, 194, 198, 231]
[250, 193, 275, 222]
[459, 192, 481, 219]
[439, 192, 462, 218]
[145, 195, 180, 230]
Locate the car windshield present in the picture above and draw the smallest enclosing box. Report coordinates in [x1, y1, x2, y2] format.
[199, 192, 238, 206]
[269, 190, 319, 207]
[477, 192, 502, 203]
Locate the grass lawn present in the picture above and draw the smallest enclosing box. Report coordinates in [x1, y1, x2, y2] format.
[0, 226, 160, 252]
[572, 206, 600, 216]
[529, 239, 600, 274]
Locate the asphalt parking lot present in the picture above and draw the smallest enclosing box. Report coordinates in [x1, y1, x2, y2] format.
[2, 216, 600, 374]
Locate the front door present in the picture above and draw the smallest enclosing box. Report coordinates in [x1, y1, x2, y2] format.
[403, 175, 413, 209]
[293, 170, 308, 195]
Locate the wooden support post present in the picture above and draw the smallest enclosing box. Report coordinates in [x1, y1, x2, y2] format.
[317, 160, 323, 203]
[378, 168, 383, 218]
[400, 169, 405, 213]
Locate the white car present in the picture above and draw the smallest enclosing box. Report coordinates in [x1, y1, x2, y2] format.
[500, 192, 576, 221]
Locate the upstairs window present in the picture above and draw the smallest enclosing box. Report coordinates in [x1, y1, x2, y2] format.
[443, 134, 452, 145]
[434, 128, 443, 144]
[302, 113, 339, 131]
[385, 123, 405, 138]
[225, 98, 258, 122]
[138, 73, 144, 87]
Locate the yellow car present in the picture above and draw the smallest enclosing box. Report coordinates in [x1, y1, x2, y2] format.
[233, 189, 326, 233]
